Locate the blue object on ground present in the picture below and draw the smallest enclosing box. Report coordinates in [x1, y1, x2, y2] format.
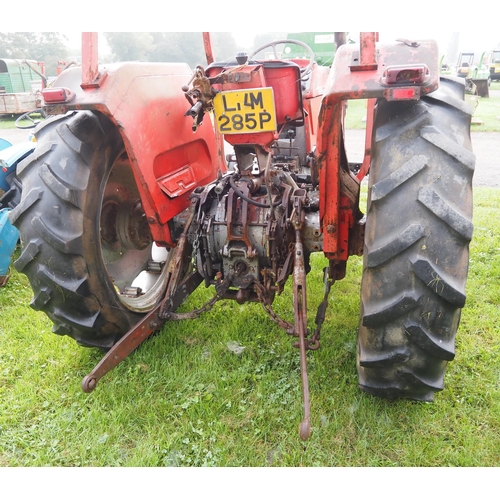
[0, 142, 35, 192]
[0, 137, 13, 152]
[0, 208, 18, 286]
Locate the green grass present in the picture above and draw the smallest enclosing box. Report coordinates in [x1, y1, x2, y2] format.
[0, 115, 18, 129]
[344, 99, 369, 130]
[344, 80, 500, 131]
[1, 187, 499, 466]
[0, 113, 43, 131]
[470, 80, 500, 132]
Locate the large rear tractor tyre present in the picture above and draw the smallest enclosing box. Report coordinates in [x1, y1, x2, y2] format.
[11, 111, 174, 349]
[358, 76, 476, 401]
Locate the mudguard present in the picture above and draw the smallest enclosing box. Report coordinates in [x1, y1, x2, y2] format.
[44, 63, 224, 246]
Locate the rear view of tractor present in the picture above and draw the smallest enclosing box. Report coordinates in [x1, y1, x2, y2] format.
[10, 32, 475, 440]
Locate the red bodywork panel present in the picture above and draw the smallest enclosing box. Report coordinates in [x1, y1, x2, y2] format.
[45, 33, 439, 262]
[206, 60, 304, 149]
[316, 36, 439, 260]
[300, 61, 330, 156]
[46, 62, 223, 247]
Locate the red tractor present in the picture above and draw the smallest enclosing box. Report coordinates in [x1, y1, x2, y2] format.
[10, 32, 475, 440]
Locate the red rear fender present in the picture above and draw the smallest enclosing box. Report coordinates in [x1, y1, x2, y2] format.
[44, 62, 224, 246]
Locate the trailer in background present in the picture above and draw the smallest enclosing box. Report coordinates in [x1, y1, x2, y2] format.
[0, 58, 45, 115]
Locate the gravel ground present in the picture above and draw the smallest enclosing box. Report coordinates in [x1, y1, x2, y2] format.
[344, 129, 500, 188]
[0, 127, 34, 145]
[469, 132, 500, 187]
[1, 123, 499, 188]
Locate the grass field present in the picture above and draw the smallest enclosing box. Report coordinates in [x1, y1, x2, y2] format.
[0, 112, 42, 130]
[1, 69, 499, 470]
[0, 186, 499, 467]
[344, 80, 500, 131]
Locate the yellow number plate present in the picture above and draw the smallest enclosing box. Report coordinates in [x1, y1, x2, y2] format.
[213, 88, 277, 134]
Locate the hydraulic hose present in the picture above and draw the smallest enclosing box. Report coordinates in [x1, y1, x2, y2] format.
[228, 175, 281, 208]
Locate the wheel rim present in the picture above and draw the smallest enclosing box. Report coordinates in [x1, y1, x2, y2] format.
[99, 152, 171, 313]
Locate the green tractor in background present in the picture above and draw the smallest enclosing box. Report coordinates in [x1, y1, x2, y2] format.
[490, 48, 500, 81]
[282, 32, 347, 67]
[457, 51, 491, 97]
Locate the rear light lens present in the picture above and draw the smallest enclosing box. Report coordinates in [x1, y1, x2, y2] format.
[382, 65, 429, 86]
[42, 87, 75, 104]
[391, 88, 416, 99]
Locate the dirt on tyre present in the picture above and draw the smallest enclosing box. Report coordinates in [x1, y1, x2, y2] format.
[11, 111, 175, 349]
[358, 76, 476, 401]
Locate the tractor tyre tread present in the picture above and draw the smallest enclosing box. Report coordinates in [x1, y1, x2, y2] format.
[12, 111, 141, 349]
[357, 77, 475, 401]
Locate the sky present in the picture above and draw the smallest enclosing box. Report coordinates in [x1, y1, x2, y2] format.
[61, 31, 500, 61]
[238, 31, 499, 54]
[3, 1, 499, 60]
[5, 0, 499, 51]
[380, 31, 498, 53]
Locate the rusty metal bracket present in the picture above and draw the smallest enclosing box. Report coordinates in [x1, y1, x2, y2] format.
[80, 32, 108, 90]
[349, 32, 378, 72]
[82, 199, 201, 393]
[291, 194, 312, 441]
[81, 269, 203, 393]
[396, 38, 420, 48]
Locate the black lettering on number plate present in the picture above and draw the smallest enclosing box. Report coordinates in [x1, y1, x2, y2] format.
[218, 111, 272, 132]
[216, 89, 275, 133]
[222, 94, 237, 112]
[219, 114, 231, 131]
[244, 91, 264, 110]
[259, 111, 272, 128]
[245, 113, 257, 129]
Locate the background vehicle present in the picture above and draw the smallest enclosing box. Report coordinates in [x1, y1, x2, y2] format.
[0, 140, 36, 285]
[457, 51, 491, 97]
[0, 140, 36, 209]
[0, 58, 46, 115]
[490, 48, 500, 81]
[10, 32, 475, 439]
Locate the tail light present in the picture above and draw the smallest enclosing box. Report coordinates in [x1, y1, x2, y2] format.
[382, 65, 430, 86]
[42, 87, 75, 104]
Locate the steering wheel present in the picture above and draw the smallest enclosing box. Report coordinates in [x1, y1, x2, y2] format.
[248, 39, 315, 77]
[15, 109, 44, 129]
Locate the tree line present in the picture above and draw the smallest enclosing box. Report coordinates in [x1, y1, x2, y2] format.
[102, 32, 287, 66]
[0, 32, 68, 76]
[0, 32, 288, 77]
[103, 32, 240, 67]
